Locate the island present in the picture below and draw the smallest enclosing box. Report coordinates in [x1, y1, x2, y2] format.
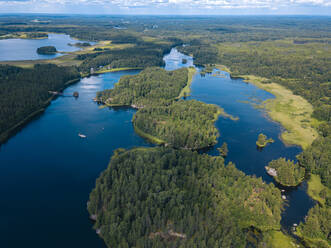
[296, 205, 331, 248]
[265, 158, 305, 187]
[88, 147, 283, 248]
[256, 133, 274, 148]
[96, 66, 225, 149]
[218, 142, 228, 157]
[68, 42, 91, 47]
[133, 100, 221, 149]
[36, 46, 57, 55]
[96, 67, 190, 107]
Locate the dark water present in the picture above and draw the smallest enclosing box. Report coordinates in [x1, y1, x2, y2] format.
[0, 70, 151, 247]
[0, 33, 92, 61]
[165, 48, 314, 230]
[0, 48, 314, 247]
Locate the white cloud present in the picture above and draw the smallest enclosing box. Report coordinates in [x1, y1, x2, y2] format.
[0, 0, 330, 13]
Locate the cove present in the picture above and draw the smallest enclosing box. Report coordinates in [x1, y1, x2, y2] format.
[168, 49, 315, 231]
[0, 33, 92, 61]
[0, 48, 315, 247]
[166, 49, 315, 230]
[0, 70, 150, 247]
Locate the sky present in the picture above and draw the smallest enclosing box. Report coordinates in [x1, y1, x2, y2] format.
[0, 0, 330, 15]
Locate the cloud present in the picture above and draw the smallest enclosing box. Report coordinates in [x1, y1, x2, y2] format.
[0, 0, 330, 14]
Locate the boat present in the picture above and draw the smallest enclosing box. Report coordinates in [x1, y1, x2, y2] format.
[78, 133, 87, 138]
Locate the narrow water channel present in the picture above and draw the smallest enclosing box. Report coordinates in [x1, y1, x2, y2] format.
[0, 48, 314, 247]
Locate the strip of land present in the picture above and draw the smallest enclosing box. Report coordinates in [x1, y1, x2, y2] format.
[216, 65, 318, 149]
[307, 174, 331, 206]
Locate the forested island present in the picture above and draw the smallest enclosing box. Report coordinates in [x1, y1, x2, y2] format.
[0, 15, 330, 248]
[88, 147, 283, 248]
[256, 133, 274, 148]
[36, 46, 57, 55]
[97, 66, 223, 149]
[266, 158, 305, 187]
[96, 67, 190, 107]
[133, 100, 220, 149]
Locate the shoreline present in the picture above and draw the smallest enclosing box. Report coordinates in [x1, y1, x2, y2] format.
[0, 65, 145, 146]
[215, 65, 318, 150]
[0, 77, 80, 145]
[176, 67, 196, 99]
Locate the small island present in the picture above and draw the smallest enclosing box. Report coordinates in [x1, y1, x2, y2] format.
[256, 133, 274, 148]
[36, 46, 57, 55]
[68, 42, 91, 47]
[265, 158, 305, 186]
[218, 142, 228, 157]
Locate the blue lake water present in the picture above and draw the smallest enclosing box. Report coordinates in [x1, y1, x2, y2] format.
[165, 49, 315, 230]
[0, 33, 92, 61]
[0, 48, 315, 247]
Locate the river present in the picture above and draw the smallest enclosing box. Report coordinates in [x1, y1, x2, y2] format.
[0, 46, 315, 247]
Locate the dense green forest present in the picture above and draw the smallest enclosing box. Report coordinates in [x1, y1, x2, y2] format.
[88, 147, 283, 248]
[0, 15, 330, 247]
[96, 67, 189, 107]
[216, 40, 331, 123]
[296, 205, 331, 248]
[266, 158, 305, 187]
[298, 137, 331, 189]
[36, 46, 57, 55]
[78, 42, 176, 73]
[0, 64, 79, 143]
[133, 100, 220, 149]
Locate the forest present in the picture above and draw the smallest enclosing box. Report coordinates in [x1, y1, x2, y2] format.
[133, 100, 220, 149]
[0, 64, 80, 143]
[97, 67, 221, 149]
[0, 15, 330, 247]
[36, 46, 57, 55]
[96, 67, 189, 107]
[78, 41, 176, 73]
[88, 147, 283, 248]
[266, 158, 305, 187]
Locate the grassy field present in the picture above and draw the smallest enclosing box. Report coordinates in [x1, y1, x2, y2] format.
[307, 174, 331, 206]
[92, 67, 142, 75]
[177, 67, 196, 99]
[239, 74, 318, 149]
[295, 228, 330, 248]
[263, 230, 301, 248]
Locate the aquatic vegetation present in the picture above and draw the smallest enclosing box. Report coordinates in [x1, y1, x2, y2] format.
[256, 133, 274, 148]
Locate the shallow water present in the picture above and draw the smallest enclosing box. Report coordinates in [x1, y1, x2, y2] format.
[0, 48, 314, 247]
[0, 33, 92, 61]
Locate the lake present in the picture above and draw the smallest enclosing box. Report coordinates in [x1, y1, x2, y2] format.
[0, 48, 315, 247]
[0, 33, 92, 61]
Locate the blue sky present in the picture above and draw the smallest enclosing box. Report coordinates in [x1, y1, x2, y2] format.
[0, 0, 330, 15]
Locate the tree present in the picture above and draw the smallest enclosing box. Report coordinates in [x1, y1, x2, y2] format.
[218, 142, 228, 157]
[256, 133, 274, 148]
